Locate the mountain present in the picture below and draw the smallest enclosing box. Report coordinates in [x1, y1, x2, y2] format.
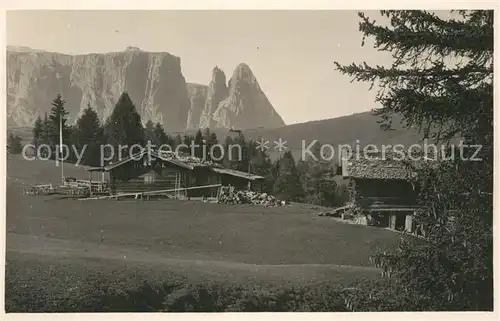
[187, 65, 286, 130]
[212, 63, 285, 129]
[7, 47, 285, 131]
[7, 47, 425, 158]
[7, 47, 190, 131]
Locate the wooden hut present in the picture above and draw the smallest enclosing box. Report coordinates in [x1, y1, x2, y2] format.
[340, 150, 427, 233]
[87, 148, 265, 198]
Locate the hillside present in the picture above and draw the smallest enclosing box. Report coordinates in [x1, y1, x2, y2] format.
[187, 111, 425, 161]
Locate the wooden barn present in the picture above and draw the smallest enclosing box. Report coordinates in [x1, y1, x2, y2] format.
[87, 148, 265, 198]
[339, 150, 426, 233]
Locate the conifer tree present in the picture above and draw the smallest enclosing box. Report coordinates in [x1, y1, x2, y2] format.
[336, 10, 493, 311]
[232, 133, 250, 172]
[298, 141, 338, 206]
[48, 94, 70, 158]
[7, 133, 23, 155]
[248, 139, 274, 193]
[202, 128, 220, 161]
[222, 135, 237, 169]
[72, 104, 103, 166]
[273, 151, 304, 202]
[105, 92, 145, 161]
[144, 120, 155, 146]
[193, 129, 204, 159]
[38, 113, 51, 158]
[172, 134, 183, 150]
[153, 123, 169, 147]
[32, 116, 43, 154]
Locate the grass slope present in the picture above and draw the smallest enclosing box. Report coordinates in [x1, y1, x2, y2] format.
[6, 155, 405, 310]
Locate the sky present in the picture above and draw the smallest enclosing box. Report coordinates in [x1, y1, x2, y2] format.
[6, 10, 396, 125]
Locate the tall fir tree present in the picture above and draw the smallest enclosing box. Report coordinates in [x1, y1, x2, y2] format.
[7, 133, 23, 155]
[153, 123, 169, 147]
[248, 139, 274, 193]
[172, 134, 183, 151]
[232, 133, 250, 172]
[208, 132, 220, 161]
[273, 151, 304, 202]
[105, 92, 145, 161]
[222, 135, 236, 169]
[336, 10, 493, 311]
[72, 103, 103, 166]
[178, 134, 194, 154]
[298, 141, 339, 206]
[202, 128, 220, 161]
[39, 113, 51, 158]
[47, 94, 70, 158]
[144, 120, 155, 146]
[193, 129, 204, 159]
[32, 116, 43, 154]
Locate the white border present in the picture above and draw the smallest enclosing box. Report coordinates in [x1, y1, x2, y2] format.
[1, 2, 499, 321]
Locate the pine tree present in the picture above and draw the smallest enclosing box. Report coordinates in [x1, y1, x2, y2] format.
[172, 134, 183, 150]
[273, 151, 304, 202]
[193, 129, 204, 159]
[144, 120, 155, 143]
[222, 135, 236, 169]
[178, 134, 194, 155]
[232, 133, 250, 172]
[298, 141, 338, 206]
[105, 92, 145, 161]
[41, 113, 50, 143]
[144, 120, 155, 145]
[39, 113, 51, 158]
[7, 133, 23, 154]
[32, 116, 43, 154]
[202, 129, 220, 161]
[47, 94, 70, 158]
[248, 139, 274, 193]
[72, 103, 103, 166]
[271, 158, 280, 182]
[336, 10, 493, 311]
[153, 123, 169, 147]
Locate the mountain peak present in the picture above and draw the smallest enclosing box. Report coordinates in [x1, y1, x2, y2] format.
[124, 46, 143, 52]
[210, 63, 285, 129]
[234, 62, 252, 72]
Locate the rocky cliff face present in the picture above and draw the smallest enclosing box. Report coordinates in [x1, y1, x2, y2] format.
[186, 83, 208, 130]
[7, 48, 190, 131]
[211, 63, 285, 129]
[199, 67, 229, 129]
[7, 48, 285, 131]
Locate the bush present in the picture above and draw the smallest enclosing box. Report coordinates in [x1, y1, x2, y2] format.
[6, 276, 349, 312]
[7, 133, 23, 154]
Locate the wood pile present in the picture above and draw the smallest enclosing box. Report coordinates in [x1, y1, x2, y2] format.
[23, 184, 54, 196]
[217, 186, 284, 206]
[317, 203, 354, 217]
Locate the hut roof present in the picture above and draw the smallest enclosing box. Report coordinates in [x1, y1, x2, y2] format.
[211, 167, 265, 181]
[87, 147, 264, 181]
[343, 151, 437, 180]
